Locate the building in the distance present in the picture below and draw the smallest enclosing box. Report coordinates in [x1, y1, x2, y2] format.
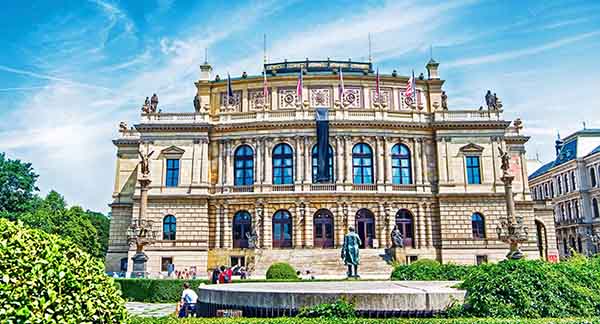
[529, 129, 600, 258]
[105, 58, 557, 277]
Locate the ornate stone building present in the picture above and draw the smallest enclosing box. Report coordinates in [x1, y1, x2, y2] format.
[105, 59, 557, 277]
[529, 129, 600, 258]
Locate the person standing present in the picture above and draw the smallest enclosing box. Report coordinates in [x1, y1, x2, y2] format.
[341, 226, 362, 278]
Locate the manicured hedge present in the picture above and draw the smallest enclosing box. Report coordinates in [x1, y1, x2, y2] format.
[266, 262, 298, 280]
[117, 278, 209, 302]
[130, 316, 600, 324]
[0, 219, 128, 323]
[391, 259, 473, 281]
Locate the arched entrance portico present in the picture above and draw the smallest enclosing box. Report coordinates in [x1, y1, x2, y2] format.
[356, 209, 375, 248]
[313, 209, 334, 248]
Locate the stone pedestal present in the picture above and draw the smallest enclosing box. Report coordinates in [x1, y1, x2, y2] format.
[391, 247, 407, 264]
[132, 252, 149, 277]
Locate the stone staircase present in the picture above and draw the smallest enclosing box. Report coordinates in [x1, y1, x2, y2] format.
[251, 248, 393, 279]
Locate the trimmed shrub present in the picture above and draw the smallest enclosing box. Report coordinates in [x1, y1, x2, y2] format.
[266, 262, 298, 280]
[298, 298, 356, 318]
[0, 218, 128, 323]
[457, 259, 600, 318]
[129, 316, 600, 324]
[116, 278, 209, 302]
[391, 259, 472, 281]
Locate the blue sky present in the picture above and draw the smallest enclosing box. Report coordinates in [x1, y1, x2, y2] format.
[1, 0, 599, 212]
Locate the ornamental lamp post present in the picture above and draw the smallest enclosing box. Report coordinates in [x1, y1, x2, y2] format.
[495, 147, 529, 260]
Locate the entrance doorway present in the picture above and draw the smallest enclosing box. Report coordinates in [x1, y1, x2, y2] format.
[272, 210, 293, 248]
[396, 209, 414, 248]
[356, 209, 375, 248]
[313, 209, 334, 248]
[535, 220, 547, 260]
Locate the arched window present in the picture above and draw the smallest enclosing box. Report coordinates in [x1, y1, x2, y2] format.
[163, 215, 176, 240]
[593, 198, 600, 218]
[564, 174, 569, 192]
[471, 213, 485, 239]
[233, 211, 252, 248]
[312, 145, 334, 183]
[544, 183, 549, 198]
[272, 210, 292, 248]
[234, 145, 254, 186]
[557, 177, 562, 195]
[392, 144, 412, 184]
[395, 209, 415, 248]
[571, 171, 576, 190]
[550, 182, 555, 197]
[356, 209, 375, 248]
[591, 167, 597, 187]
[352, 143, 373, 184]
[273, 143, 294, 184]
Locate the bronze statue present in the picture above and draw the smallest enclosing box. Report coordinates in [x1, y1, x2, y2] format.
[441, 91, 448, 110]
[138, 150, 154, 176]
[498, 147, 510, 173]
[341, 226, 361, 278]
[485, 90, 494, 110]
[141, 97, 150, 113]
[193, 94, 201, 112]
[150, 93, 159, 112]
[391, 225, 404, 248]
[119, 122, 128, 132]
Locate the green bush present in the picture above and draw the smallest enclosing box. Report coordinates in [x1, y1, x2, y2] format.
[117, 278, 209, 302]
[457, 259, 600, 318]
[298, 298, 356, 318]
[0, 218, 128, 323]
[391, 259, 472, 281]
[130, 316, 600, 323]
[266, 262, 298, 280]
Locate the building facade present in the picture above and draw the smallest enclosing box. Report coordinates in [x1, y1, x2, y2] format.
[105, 59, 557, 277]
[529, 129, 600, 258]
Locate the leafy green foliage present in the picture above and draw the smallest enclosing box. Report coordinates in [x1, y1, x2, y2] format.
[457, 259, 600, 318]
[0, 152, 39, 216]
[0, 218, 128, 323]
[266, 262, 298, 280]
[129, 316, 600, 324]
[117, 278, 209, 302]
[298, 299, 357, 319]
[391, 259, 473, 281]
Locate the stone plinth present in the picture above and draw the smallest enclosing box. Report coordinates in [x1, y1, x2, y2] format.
[198, 281, 464, 316]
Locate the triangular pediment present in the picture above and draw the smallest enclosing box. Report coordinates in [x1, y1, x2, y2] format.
[160, 146, 185, 155]
[459, 143, 484, 153]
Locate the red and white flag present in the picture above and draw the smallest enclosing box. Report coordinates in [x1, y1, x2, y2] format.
[405, 70, 416, 103]
[375, 67, 380, 99]
[338, 67, 345, 99]
[296, 69, 303, 102]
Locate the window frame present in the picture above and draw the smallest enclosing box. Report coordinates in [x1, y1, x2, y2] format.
[163, 215, 176, 240]
[234, 145, 254, 186]
[165, 159, 180, 187]
[465, 155, 482, 184]
[391, 144, 412, 184]
[272, 143, 294, 185]
[471, 212, 485, 239]
[311, 144, 334, 183]
[352, 143, 374, 184]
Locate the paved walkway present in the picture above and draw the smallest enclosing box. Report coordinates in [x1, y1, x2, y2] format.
[126, 302, 176, 317]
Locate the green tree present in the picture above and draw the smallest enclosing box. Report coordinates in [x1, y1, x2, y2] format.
[0, 153, 39, 217]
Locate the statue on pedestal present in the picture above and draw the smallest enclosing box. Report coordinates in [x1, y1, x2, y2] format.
[498, 147, 510, 175]
[441, 91, 448, 110]
[391, 225, 404, 248]
[138, 150, 154, 177]
[341, 226, 361, 278]
[141, 97, 150, 113]
[150, 93, 159, 113]
[193, 94, 201, 112]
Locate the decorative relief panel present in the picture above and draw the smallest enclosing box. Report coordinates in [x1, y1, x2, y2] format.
[341, 87, 362, 108]
[220, 91, 242, 111]
[309, 88, 331, 107]
[370, 88, 392, 107]
[399, 88, 422, 109]
[278, 88, 298, 109]
[249, 89, 270, 110]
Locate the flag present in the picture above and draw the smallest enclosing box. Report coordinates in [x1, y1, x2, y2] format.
[375, 67, 380, 101]
[405, 70, 416, 104]
[338, 67, 345, 100]
[296, 68, 303, 102]
[227, 73, 234, 105]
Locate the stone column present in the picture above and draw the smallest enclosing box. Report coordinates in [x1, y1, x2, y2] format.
[255, 138, 262, 186]
[344, 136, 352, 185]
[217, 140, 224, 187]
[226, 141, 234, 187]
[295, 136, 303, 184]
[200, 139, 209, 185]
[304, 136, 311, 183]
[138, 178, 151, 223]
[335, 136, 342, 184]
[420, 138, 427, 187]
[425, 203, 432, 248]
[376, 137, 384, 185]
[378, 203, 386, 247]
[413, 138, 422, 188]
[265, 140, 272, 185]
[216, 204, 223, 248]
[383, 137, 391, 185]
[417, 202, 426, 249]
[304, 202, 313, 248]
[335, 202, 343, 247]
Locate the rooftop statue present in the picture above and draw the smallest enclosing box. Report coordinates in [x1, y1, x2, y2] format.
[341, 226, 361, 278]
[193, 94, 201, 112]
[141, 97, 150, 113]
[150, 93, 159, 113]
[138, 150, 154, 177]
[441, 91, 448, 110]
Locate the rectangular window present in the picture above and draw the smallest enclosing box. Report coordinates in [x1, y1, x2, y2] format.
[476, 255, 488, 265]
[166, 159, 179, 187]
[465, 156, 481, 184]
[161, 257, 173, 272]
